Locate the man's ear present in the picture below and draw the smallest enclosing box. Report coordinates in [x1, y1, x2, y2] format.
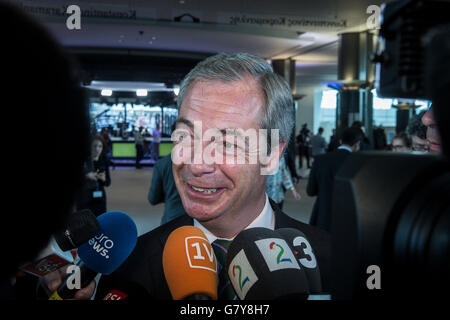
[261, 140, 286, 175]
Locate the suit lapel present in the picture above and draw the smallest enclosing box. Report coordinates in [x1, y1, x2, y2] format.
[158, 214, 194, 248]
[270, 198, 295, 229]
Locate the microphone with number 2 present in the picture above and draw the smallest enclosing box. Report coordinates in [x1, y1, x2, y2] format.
[225, 227, 310, 300]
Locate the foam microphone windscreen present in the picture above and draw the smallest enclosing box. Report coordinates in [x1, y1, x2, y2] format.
[53, 209, 100, 251]
[162, 226, 218, 300]
[226, 227, 310, 300]
[77, 211, 138, 275]
[277, 228, 322, 294]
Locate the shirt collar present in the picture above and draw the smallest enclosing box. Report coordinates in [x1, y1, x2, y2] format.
[338, 145, 353, 153]
[194, 193, 275, 243]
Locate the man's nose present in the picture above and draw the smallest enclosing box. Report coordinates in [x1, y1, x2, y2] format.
[188, 161, 215, 176]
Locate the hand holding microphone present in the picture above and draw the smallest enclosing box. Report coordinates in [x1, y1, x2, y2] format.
[20, 209, 99, 278]
[46, 211, 138, 300]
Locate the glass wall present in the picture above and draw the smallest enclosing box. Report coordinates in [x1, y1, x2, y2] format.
[90, 102, 178, 138]
[315, 89, 431, 145]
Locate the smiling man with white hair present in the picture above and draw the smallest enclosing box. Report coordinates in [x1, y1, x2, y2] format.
[60, 52, 332, 300]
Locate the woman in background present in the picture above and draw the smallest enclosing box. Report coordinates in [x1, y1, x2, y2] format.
[76, 135, 111, 216]
[266, 156, 301, 210]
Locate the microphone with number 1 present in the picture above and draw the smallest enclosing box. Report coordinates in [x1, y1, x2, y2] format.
[162, 226, 218, 300]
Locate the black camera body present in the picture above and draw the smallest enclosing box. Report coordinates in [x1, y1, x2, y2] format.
[331, 0, 450, 299]
[331, 152, 449, 299]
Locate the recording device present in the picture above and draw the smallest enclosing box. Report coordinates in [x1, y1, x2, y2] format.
[374, 0, 450, 100]
[225, 227, 309, 300]
[49, 211, 137, 300]
[162, 226, 218, 300]
[332, 0, 450, 299]
[276, 228, 322, 294]
[19, 209, 100, 277]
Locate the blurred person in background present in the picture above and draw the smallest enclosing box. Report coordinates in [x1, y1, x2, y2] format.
[101, 127, 112, 158]
[296, 123, 311, 169]
[0, 2, 90, 299]
[311, 127, 327, 157]
[351, 121, 372, 150]
[152, 123, 162, 161]
[266, 156, 301, 211]
[390, 132, 411, 153]
[422, 106, 442, 153]
[407, 110, 429, 153]
[148, 154, 187, 225]
[327, 129, 339, 152]
[307, 127, 363, 232]
[134, 126, 145, 169]
[76, 135, 111, 217]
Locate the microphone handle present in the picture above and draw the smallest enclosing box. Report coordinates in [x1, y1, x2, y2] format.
[49, 261, 98, 300]
[184, 293, 213, 300]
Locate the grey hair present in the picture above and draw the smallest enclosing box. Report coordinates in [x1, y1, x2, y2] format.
[177, 52, 294, 153]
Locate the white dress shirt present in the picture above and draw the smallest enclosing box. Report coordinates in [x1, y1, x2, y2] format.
[194, 193, 275, 243]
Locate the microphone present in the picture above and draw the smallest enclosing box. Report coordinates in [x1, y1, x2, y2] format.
[225, 227, 310, 300]
[19, 209, 100, 277]
[54, 209, 100, 251]
[276, 228, 322, 294]
[162, 226, 218, 300]
[49, 211, 137, 300]
[96, 278, 152, 301]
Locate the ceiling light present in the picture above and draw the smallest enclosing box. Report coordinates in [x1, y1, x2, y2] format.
[136, 89, 148, 97]
[101, 89, 112, 96]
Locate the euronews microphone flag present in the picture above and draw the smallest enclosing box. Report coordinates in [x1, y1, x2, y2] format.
[49, 211, 137, 300]
[226, 227, 310, 300]
[78, 211, 137, 275]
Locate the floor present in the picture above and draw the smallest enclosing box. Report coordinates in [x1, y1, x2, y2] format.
[106, 159, 315, 236]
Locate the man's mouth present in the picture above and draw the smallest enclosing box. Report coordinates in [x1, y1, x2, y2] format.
[190, 184, 218, 194]
[186, 183, 224, 195]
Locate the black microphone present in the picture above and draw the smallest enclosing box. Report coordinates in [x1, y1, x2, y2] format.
[19, 209, 100, 277]
[276, 228, 322, 294]
[225, 227, 310, 300]
[54, 209, 100, 251]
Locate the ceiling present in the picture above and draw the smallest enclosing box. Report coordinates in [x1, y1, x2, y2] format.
[16, 0, 393, 86]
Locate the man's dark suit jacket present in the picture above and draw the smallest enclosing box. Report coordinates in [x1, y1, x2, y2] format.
[97, 200, 331, 299]
[307, 148, 351, 232]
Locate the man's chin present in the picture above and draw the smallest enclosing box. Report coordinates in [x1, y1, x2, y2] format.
[185, 205, 228, 223]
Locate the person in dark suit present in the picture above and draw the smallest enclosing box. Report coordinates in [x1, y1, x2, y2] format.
[45, 53, 332, 300]
[307, 127, 364, 232]
[98, 198, 331, 299]
[148, 155, 187, 225]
